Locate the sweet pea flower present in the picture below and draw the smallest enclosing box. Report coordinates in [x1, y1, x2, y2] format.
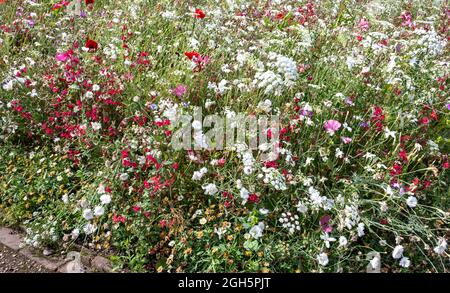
[341, 137, 352, 144]
[324, 120, 341, 135]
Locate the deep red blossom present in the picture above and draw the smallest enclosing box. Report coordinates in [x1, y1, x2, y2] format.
[194, 8, 206, 19]
[399, 149, 408, 163]
[184, 51, 201, 60]
[248, 194, 260, 203]
[390, 163, 403, 176]
[85, 39, 98, 51]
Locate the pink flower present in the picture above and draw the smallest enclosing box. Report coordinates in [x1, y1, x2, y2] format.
[320, 215, 333, 233]
[341, 137, 352, 144]
[172, 84, 187, 97]
[401, 11, 413, 27]
[358, 18, 370, 31]
[323, 120, 341, 135]
[56, 51, 71, 62]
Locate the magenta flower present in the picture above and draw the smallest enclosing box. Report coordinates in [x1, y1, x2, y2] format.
[56, 52, 69, 62]
[172, 84, 187, 97]
[323, 119, 341, 135]
[320, 215, 333, 233]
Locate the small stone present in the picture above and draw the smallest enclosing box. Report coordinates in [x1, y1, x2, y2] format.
[58, 251, 85, 273]
[19, 247, 64, 271]
[0, 228, 22, 251]
[91, 255, 112, 272]
[43, 248, 54, 256]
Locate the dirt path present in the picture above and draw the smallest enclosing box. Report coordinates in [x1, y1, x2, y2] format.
[0, 243, 50, 273]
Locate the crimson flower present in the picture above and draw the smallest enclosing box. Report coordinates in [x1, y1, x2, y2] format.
[248, 194, 260, 203]
[194, 8, 206, 19]
[85, 39, 98, 51]
[184, 51, 200, 60]
[85, 0, 94, 4]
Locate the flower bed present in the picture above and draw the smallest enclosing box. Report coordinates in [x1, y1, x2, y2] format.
[0, 0, 449, 272]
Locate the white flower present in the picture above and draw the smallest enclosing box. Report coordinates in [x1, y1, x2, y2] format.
[370, 255, 381, 270]
[100, 193, 111, 205]
[214, 227, 226, 239]
[357, 223, 365, 237]
[392, 245, 404, 259]
[119, 173, 129, 181]
[249, 222, 265, 239]
[239, 188, 249, 203]
[296, 201, 308, 214]
[82, 209, 93, 220]
[317, 252, 329, 266]
[94, 206, 104, 217]
[2, 80, 14, 91]
[384, 127, 396, 140]
[217, 79, 229, 94]
[83, 223, 96, 235]
[338, 236, 348, 248]
[192, 167, 208, 181]
[202, 183, 218, 196]
[62, 194, 69, 204]
[406, 196, 418, 208]
[257, 99, 272, 113]
[91, 122, 101, 131]
[320, 233, 336, 248]
[85, 91, 94, 99]
[399, 257, 410, 268]
[380, 201, 388, 212]
[97, 184, 105, 194]
[71, 228, 80, 239]
[433, 239, 447, 255]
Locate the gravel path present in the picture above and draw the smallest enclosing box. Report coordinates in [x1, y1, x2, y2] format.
[0, 243, 50, 273]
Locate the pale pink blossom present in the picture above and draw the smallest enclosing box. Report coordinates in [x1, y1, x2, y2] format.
[341, 137, 352, 144]
[358, 18, 370, 31]
[323, 120, 341, 135]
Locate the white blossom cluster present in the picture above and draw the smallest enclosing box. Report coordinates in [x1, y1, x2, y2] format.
[279, 212, 301, 234]
[252, 52, 298, 96]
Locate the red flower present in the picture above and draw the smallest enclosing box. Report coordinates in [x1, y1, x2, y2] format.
[121, 150, 129, 159]
[113, 214, 126, 224]
[390, 163, 403, 176]
[85, 0, 94, 4]
[85, 39, 98, 51]
[399, 149, 408, 163]
[248, 194, 260, 203]
[420, 117, 430, 125]
[194, 8, 206, 19]
[184, 51, 210, 71]
[184, 51, 200, 60]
